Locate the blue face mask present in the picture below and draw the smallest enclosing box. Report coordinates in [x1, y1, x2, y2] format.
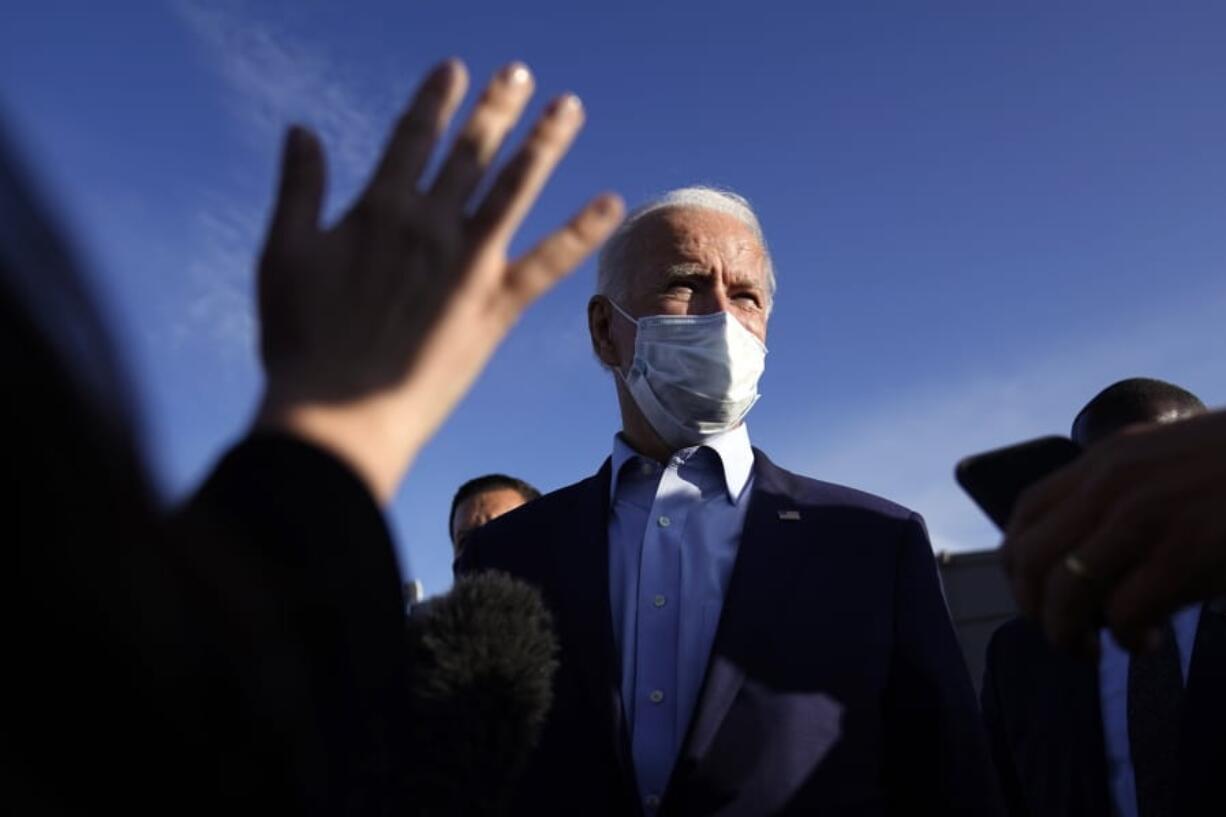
[610, 300, 767, 450]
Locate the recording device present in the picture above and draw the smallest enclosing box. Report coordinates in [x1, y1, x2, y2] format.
[955, 435, 1083, 530]
[402, 571, 558, 817]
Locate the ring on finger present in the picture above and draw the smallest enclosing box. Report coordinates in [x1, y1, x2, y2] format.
[1062, 551, 1095, 582]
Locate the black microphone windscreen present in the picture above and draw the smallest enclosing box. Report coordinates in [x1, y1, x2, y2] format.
[401, 571, 558, 817]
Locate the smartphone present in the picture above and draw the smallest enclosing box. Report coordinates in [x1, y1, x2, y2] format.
[955, 436, 1083, 530]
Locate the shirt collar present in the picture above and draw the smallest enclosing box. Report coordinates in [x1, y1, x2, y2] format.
[609, 423, 755, 505]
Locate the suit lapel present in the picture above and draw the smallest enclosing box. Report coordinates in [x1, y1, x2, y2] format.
[547, 460, 639, 797]
[1178, 597, 1226, 815]
[672, 451, 812, 771]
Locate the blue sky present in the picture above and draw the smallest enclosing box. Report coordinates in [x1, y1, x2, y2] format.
[5, 1, 1225, 596]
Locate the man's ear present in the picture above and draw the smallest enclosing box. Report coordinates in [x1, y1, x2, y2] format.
[588, 296, 622, 369]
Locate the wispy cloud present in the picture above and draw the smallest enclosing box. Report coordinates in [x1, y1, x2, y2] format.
[174, 0, 389, 185]
[174, 196, 259, 354]
[783, 286, 1226, 554]
[169, 0, 399, 355]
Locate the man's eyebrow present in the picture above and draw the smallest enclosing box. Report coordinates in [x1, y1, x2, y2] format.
[662, 262, 710, 278]
[660, 262, 764, 291]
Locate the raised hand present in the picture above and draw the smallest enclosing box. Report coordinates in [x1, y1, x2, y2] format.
[255, 60, 623, 501]
[1002, 408, 1226, 653]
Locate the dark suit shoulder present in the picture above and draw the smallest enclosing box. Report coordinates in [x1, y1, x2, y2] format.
[478, 472, 601, 540]
[751, 452, 931, 589]
[456, 471, 604, 576]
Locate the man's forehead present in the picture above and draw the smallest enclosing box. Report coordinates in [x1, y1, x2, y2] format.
[626, 207, 764, 267]
[465, 486, 524, 507]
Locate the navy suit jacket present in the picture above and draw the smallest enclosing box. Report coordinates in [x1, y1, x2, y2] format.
[458, 449, 1002, 816]
[982, 607, 1226, 817]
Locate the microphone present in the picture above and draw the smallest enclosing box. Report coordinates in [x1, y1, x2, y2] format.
[402, 579, 425, 614]
[401, 571, 558, 816]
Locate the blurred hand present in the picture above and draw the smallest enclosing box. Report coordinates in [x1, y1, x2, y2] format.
[1002, 409, 1226, 654]
[255, 60, 623, 501]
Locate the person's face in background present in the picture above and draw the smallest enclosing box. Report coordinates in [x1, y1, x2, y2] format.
[451, 487, 529, 553]
[603, 207, 771, 372]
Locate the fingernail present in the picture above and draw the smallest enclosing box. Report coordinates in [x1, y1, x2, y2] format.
[433, 58, 462, 87]
[504, 61, 532, 85]
[593, 194, 617, 216]
[550, 93, 582, 116]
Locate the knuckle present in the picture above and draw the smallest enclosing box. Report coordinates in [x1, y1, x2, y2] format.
[455, 120, 497, 159]
[531, 120, 569, 152]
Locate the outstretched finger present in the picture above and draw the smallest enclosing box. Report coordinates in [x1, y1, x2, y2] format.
[429, 62, 535, 211]
[1002, 491, 1099, 618]
[504, 193, 624, 309]
[1001, 461, 1081, 583]
[265, 126, 325, 256]
[367, 59, 468, 201]
[1035, 494, 1158, 652]
[469, 93, 585, 249]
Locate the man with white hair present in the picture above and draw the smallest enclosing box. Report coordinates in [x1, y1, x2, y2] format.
[458, 187, 1001, 816]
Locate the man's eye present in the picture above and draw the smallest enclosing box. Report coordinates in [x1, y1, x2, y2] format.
[735, 293, 761, 307]
[667, 284, 694, 296]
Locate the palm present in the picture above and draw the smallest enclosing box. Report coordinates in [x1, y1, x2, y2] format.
[255, 60, 622, 499]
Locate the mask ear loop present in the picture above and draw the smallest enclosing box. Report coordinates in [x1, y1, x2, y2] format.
[605, 298, 640, 380]
[606, 298, 639, 327]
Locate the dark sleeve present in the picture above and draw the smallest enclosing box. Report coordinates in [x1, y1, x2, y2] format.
[883, 513, 1006, 816]
[981, 631, 1031, 817]
[175, 434, 411, 812]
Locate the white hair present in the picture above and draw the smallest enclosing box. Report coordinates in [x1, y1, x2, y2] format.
[595, 186, 777, 312]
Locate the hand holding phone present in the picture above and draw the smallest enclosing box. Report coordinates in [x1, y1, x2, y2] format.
[956, 436, 1083, 531]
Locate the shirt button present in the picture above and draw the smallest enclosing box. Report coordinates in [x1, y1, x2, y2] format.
[649, 689, 665, 704]
[645, 794, 662, 809]
[640, 462, 654, 475]
[653, 594, 667, 608]
[657, 515, 671, 528]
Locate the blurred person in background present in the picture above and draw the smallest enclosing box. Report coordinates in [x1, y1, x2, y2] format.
[995, 382, 1226, 814]
[450, 473, 542, 556]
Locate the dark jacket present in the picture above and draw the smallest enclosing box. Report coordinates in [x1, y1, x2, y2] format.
[459, 451, 1003, 816]
[982, 609, 1226, 817]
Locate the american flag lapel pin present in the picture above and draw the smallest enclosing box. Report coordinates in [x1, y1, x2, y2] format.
[777, 510, 801, 521]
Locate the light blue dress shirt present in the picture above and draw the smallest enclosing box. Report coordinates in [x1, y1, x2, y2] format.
[1098, 603, 1202, 817]
[607, 424, 756, 813]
